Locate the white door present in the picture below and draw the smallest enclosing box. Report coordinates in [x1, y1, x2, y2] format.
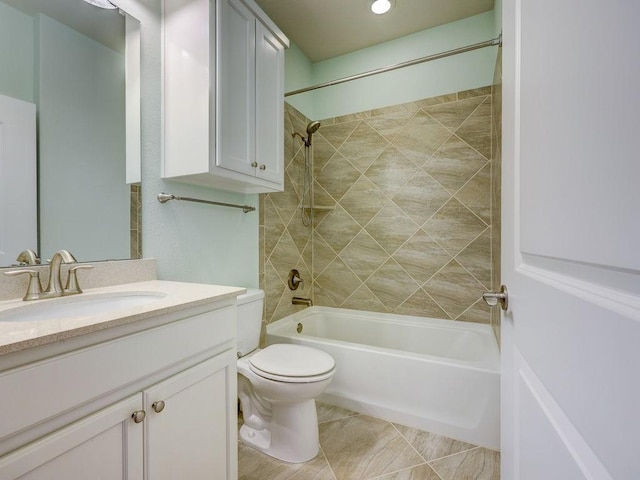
[0, 94, 37, 266]
[501, 1, 640, 480]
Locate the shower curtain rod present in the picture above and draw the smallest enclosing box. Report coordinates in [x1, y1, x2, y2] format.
[284, 35, 502, 97]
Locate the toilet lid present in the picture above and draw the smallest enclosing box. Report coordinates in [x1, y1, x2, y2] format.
[249, 344, 335, 379]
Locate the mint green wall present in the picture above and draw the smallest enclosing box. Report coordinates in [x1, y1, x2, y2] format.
[123, 0, 258, 289]
[36, 15, 129, 262]
[284, 42, 313, 115]
[0, 2, 34, 102]
[494, 0, 502, 35]
[286, 11, 499, 120]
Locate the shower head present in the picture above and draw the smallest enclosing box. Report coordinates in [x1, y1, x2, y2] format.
[293, 121, 321, 147]
[306, 121, 321, 135]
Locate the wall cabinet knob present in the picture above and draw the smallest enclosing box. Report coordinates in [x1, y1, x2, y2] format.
[152, 401, 166, 413]
[259, 164, 266, 170]
[251, 162, 258, 168]
[131, 410, 146, 423]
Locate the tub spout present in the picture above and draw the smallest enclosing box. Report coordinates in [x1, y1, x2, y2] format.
[292, 297, 313, 307]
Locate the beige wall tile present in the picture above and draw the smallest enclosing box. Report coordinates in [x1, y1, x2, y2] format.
[456, 162, 491, 224]
[318, 120, 360, 150]
[339, 230, 390, 281]
[339, 177, 389, 227]
[392, 230, 451, 284]
[394, 288, 449, 319]
[365, 259, 421, 310]
[424, 96, 485, 131]
[366, 110, 415, 141]
[424, 198, 488, 256]
[315, 152, 362, 201]
[424, 260, 485, 319]
[365, 145, 419, 197]
[456, 97, 492, 159]
[366, 204, 420, 254]
[391, 171, 451, 225]
[339, 122, 390, 172]
[393, 111, 452, 166]
[342, 284, 390, 313]
[423, 136, 488, 193]
[315, 257, 361, 306]
[265, 90, 499, 327]
[315, 205, 363, 254]
[456, 229, 492, 289]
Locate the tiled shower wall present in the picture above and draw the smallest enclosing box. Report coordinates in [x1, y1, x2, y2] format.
[261, 86, 498, 326]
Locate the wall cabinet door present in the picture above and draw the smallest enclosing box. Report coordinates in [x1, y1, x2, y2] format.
[0, 395, 143, 480]
[143, 352, 237, 480]
[217, 0, 256, 177]
[255, 20, 285, 184]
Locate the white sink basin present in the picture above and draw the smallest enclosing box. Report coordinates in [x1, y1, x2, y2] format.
[0, 292, 167, 323]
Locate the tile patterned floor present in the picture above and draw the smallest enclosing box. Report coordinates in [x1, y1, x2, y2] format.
[238, 403, 500, 480]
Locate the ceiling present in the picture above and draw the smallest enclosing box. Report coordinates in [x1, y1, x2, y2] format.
[254, 0, 495, 62]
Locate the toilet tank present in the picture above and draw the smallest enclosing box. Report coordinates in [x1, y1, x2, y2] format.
[236, 289, 265, 357]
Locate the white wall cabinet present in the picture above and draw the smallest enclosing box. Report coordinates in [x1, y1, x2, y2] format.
[163, 0, 288, 193]
[0, 302, 238, 479]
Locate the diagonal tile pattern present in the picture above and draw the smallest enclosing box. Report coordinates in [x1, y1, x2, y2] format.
[238, 403, 500, 480]
[261, 88, 498, 326]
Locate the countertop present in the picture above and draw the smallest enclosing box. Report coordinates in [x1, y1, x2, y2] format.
[0, 280, 245, 356]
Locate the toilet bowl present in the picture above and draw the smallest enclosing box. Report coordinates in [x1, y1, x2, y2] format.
[236, 290, 335, 463]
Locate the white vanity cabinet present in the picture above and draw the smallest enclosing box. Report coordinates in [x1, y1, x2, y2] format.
[163, 0, 288, 193]
[0, 300, 238, 479]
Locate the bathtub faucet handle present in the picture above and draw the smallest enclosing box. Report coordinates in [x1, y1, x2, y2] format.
[288, 269, 304, 290]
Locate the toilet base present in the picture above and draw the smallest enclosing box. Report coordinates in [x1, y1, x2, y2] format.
[239, 398, 319, 463]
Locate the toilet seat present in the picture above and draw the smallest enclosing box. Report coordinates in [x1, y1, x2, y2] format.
[249, 344, 335, 383]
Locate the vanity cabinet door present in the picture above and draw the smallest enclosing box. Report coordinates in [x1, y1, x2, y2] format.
[143, 351, 238, 480]
[0, 395, 143, 480]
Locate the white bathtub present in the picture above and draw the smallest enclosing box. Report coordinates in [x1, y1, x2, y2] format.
[266, 307, 500, 449]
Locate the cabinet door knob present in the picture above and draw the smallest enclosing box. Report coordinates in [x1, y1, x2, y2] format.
[152, 401, 166, 413]
[131, 410, 146, 423]
[251, 162, 258, 168]
[259, 164, 266, 170]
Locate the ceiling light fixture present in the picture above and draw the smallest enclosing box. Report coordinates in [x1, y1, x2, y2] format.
[83, 0, 118, 9]
[370, 0, 392, 15]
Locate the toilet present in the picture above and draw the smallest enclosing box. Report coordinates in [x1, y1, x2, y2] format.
[236, 289, 335, 463]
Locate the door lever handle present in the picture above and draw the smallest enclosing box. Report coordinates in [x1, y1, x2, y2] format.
[482, 285, 508, 311]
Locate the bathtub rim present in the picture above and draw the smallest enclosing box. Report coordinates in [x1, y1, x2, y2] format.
[266, 306, 500, 373]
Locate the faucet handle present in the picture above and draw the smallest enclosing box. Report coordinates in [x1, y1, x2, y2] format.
[4, 269, 43, 301]
[65, 265, 94, 295]
[288, 269, 304, 290]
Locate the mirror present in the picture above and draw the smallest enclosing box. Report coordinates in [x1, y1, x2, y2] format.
[0, 0, 140, 267]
